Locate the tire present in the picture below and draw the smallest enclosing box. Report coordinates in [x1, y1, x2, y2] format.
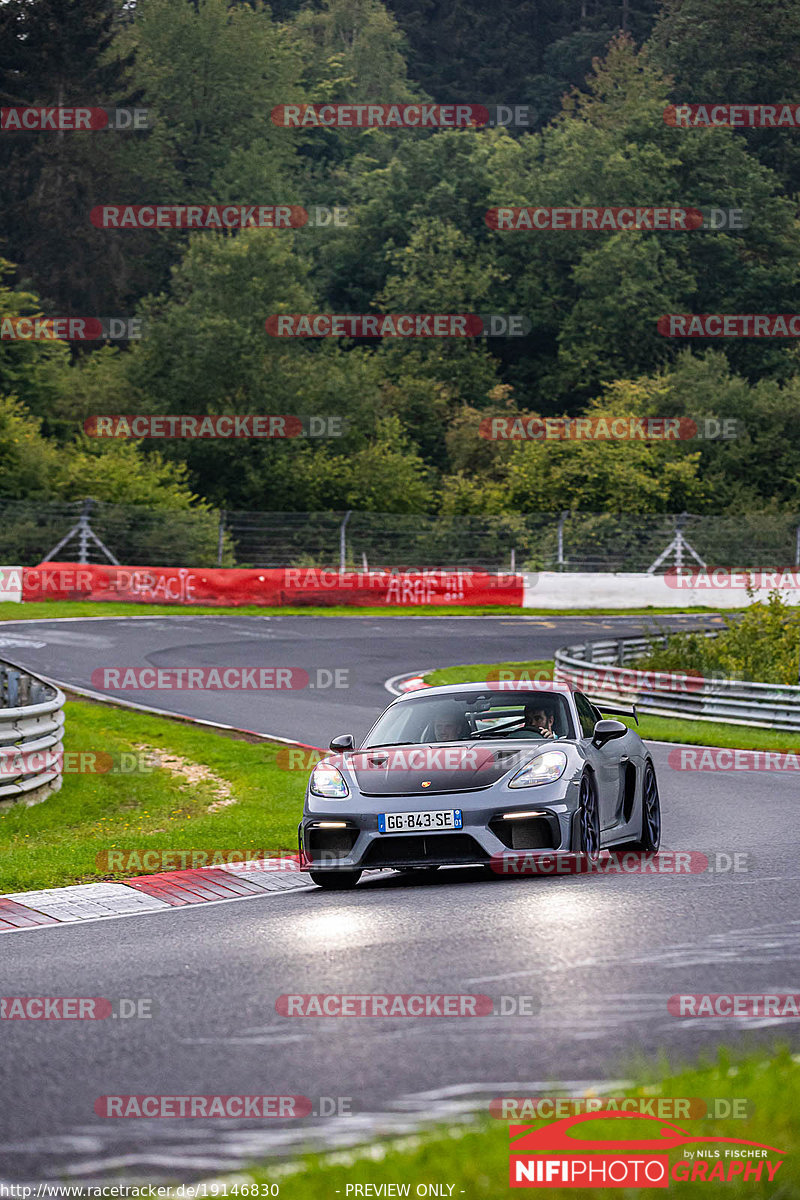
[578, 771, 601, 863]
[308, 870, 362, 890]
[627, 761, 662, 853]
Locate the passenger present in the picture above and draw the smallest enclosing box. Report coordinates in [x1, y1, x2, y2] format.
[433, 714, 467, 742]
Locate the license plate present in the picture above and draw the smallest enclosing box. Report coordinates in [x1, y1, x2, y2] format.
[378, 809, 462, 833]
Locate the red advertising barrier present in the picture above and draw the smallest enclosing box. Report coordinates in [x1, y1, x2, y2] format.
[21, 563, 523, 607]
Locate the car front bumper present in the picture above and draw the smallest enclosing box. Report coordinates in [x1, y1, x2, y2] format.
[299, 780, 583, 872]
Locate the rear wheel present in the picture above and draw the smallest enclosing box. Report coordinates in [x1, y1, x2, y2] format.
[578, 772, 601, 862]
[627, 761, 661, 852]
[308, 870, 362, 890]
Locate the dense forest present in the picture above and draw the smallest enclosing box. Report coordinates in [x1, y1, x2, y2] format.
[2, 0, 800, 522]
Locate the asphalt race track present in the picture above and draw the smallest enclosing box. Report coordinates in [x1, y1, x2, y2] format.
[0, 612, 727, 744]
[1, 613, 798, 1186]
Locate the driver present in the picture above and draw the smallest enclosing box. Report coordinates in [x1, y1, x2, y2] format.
[523, 702, 557, 739]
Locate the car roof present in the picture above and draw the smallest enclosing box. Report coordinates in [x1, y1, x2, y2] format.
[393, 681, 576, 702]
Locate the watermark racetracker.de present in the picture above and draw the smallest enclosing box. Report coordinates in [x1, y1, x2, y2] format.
[91, 205, 349, 229]
[270, 102, 538, 129]
[479, 416, 740, 440]
[1, 997, 155, 1019]
[265, 314, 530, 337]
[659, 314, 800, 337]
[89, 666, 350, 690]
[486, 207, 749, 232]
[1, 317, 143, 340]
[275, 993, 539, 1017]
[0, 106, 149, 131]
[83, 415, 346, 438]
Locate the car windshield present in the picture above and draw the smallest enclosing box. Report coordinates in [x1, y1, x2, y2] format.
[364, 691, 574, 747]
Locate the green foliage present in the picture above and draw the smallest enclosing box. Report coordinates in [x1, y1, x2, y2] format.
[0, 258, 70, 417]
[284, 414, 435, 511]
[2, 3, 800, 521]
[652, 0, 800, 194]
[439, 374, 706, 515]
[0, 0, 158, 312]
[0, 395, 61, 498]
[125, 0, 302, 196]
[637, 592, 800, 685]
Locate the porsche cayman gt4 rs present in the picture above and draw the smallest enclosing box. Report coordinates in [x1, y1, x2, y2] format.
[299, 681, 661, 889]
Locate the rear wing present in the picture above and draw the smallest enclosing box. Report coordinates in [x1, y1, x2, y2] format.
[591, 699, 639, 726]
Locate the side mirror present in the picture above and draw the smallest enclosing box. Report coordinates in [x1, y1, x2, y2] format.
[329, 733, 355, 751]
[591, 718, 628, 748]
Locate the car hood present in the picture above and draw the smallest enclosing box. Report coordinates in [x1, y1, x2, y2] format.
[346, 742, 550, 795]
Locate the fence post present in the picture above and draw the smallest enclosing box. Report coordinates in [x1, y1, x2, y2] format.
[339, 511, 352, 572]
[557, 511, 569, 571]
[77, 498, 92, 563]
[217, 510, 226, 567]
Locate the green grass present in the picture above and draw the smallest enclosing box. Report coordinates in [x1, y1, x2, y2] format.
[636, 713, 800, 751]
[243, 1048, 798, 1199]
[425, 659, 555, 687]
[423, 660, 800, 751]
[0, 698, 311, 892]
[0, 600, 735, 621]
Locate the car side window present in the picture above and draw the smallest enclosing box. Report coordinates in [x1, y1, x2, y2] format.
[574, 692, 597, 739]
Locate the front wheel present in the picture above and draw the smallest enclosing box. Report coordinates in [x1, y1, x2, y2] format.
[578, 772, 601, 863]
[627, 761, 661, 852]
[308, 870, 362, 890]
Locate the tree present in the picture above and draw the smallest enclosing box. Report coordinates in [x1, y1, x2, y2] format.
[0, 258, 69, 422]
[484, 36, 800, 402]
[0, 0, 156, 313]
[384, 0, 660, 117]
[439, 374, 706, 514]
[651, 0, 800, 195]
[73, 226, 434, 510]
[285, 415, 435, 510]
[126, 0, 303, 197]
[639, 349, 800, 510]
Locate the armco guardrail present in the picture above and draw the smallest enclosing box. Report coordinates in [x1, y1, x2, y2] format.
[0, 662, 65, 808]
[554, 632, 800, 732]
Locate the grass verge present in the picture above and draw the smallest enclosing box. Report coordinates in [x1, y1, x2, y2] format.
[423, 660, 800, 752]
[245, 1048, 798, 1198]
[0, 697, 309, 892]
[0, 600, 732, 621]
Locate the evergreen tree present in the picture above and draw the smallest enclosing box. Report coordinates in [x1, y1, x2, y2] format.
[0, 0, 155, 315]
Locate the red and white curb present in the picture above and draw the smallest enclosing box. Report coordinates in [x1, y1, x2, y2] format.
[384, 670, 433, 696]
[0, 858, 311, 933]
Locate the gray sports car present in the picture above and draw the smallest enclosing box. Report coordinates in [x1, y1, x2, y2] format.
[298, 681, 661, 889]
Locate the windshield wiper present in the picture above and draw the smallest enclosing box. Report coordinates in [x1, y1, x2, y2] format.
[362, 741, 419, 749]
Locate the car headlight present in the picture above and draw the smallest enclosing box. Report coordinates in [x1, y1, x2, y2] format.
[310, 762, 349, 798]
[508, 750, 567, 788]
